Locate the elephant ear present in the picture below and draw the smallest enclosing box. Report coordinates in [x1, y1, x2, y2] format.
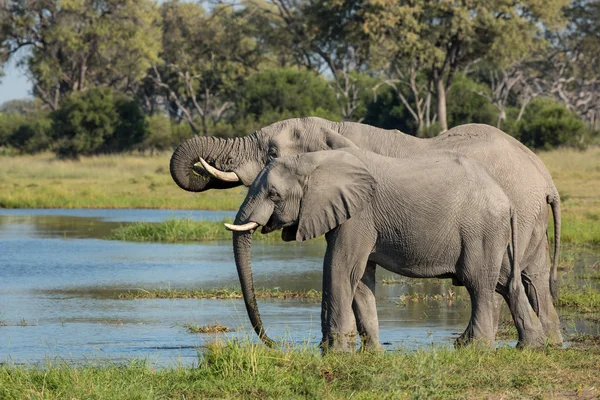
[319, 127, 358, 150]
[296, 151, 375, 241]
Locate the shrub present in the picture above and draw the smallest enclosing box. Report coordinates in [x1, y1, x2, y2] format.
[51, 87, 148, 158]
[236, 68, 341, 126]
[447, 73, 498, 128]
[7, 113, 52, 154]
[361, 85, 413, 133]
[0, 112, 27, 147]
[142, 114, 173, 152]
[142, 115, 194, 151]
[105, 96, 148, 152]
[518, 98, 589, 149]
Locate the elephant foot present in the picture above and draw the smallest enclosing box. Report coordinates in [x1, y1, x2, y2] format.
[456, 336, 495, 351]
[359, 336, 385, 352]
[516, 335, 546, 349]
[320, 332, 357, 354]
[454, 323, 474, 348]
[540, 307, 563, 347]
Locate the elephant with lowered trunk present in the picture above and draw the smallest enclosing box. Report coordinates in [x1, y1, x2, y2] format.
[170, 117, 562, 346]
[225, 149, 547, 350]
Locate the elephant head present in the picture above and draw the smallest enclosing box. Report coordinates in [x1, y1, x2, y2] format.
[225, 150, 376, 345]
[169, 117, 357, 193]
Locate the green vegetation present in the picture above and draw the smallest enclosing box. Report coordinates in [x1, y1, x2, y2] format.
[517, 98, 590, 150]
[1, 341, 599, 399]
[542, 147, 600, 246]
[183, 322, 233, 334]
[107, 218, 283, 242]
[2, 0, 599, 153]
[52, 88, 148, 159]
[0, 152, 246, 210]
[116, 287, 321, 301]
[557, 287, 600, 313]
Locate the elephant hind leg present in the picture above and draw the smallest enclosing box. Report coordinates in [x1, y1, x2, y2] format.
[503, 276, 546, 348]
[521, 225, 563, 346]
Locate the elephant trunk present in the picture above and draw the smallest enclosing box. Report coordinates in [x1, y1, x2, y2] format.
[232, 231, 276, 347]
[170, 135, 255, 192]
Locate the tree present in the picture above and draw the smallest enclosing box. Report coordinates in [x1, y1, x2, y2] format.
[0, 0, 161, 110]
[538, 0, 600, 131]
[245, 0, 374, 121]
[361, 0, 569, 132]
[446, 73, 497, 128]
[150, 1, 265, 136]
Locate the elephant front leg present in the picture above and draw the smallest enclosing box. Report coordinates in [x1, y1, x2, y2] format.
[352, 261, 383, 351]
[321, 229, 374, 353]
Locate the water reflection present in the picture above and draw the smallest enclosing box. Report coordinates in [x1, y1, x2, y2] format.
[0, 209, 598, 366]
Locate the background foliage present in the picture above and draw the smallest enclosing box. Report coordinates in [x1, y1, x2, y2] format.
[1, 0, 598, 157]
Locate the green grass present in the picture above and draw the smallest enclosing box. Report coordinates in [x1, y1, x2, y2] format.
[542, 147, 600, 246]
[1, 341, 599, 399]
[0, 152, 246, 210]
[107, 218, 280, 242]
[116, 287, 322, 300]
[106, 218, 326, 243]
[556, 286, 600, 313]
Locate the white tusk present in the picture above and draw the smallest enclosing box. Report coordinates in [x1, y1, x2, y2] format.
[195, 158, 240, 182]
[224, 222, 259, 232]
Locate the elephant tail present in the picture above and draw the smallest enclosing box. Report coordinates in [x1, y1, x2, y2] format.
[509, 208, 521, 295]
[548, 191, 561, 301]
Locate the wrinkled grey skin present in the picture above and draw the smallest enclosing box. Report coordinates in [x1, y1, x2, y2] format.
[232, 149, 547, 350]
[170, 117, 562, 346]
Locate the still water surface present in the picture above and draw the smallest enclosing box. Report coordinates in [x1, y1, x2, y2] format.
[0, 209, 597, 366]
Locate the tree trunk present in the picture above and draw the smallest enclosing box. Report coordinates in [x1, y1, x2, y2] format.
[436, 77, 448, 132]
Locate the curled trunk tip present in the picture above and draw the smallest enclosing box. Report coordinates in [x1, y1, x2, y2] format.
[169, 136, 241, 192]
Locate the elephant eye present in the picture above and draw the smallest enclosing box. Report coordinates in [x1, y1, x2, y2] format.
[268, 147, 278, 160]
[268, 188, 280, 201]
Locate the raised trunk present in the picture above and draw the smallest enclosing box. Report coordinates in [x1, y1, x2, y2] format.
[169, 135, 251, 192]
[232, 231, 276, 347]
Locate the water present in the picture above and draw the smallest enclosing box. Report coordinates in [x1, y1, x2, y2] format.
[0, 209, 597, 367]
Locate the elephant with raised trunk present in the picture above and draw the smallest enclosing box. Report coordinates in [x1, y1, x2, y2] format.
[226, 149, 547, 350]
[170, 117, 562, 346]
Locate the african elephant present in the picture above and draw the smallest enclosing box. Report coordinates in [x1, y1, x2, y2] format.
[225, 149, 547, 350]
[170, 117, 562, 346]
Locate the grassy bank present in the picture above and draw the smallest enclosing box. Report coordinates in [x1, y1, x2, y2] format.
[0, 152, 246, 210]
[106, 218, 322, 243]
[107, 218, 280, 242]
[1, 341, 599, 399]
[116, 287, 321, 300]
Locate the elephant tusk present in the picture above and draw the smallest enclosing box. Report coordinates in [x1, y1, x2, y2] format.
[195, 158, 240, 182]
[224, 222, 259, 232]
